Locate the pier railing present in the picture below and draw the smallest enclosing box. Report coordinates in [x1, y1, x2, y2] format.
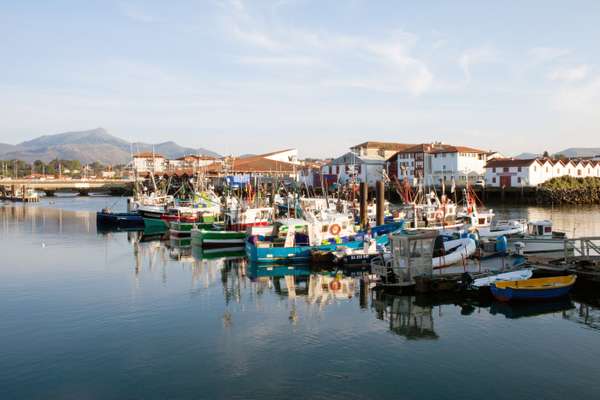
[564, 237, 600, 261]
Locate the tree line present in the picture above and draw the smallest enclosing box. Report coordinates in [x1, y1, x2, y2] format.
[0, 159, 127, 178]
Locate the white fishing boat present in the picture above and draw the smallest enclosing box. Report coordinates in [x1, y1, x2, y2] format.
[507, 220, 567, 257]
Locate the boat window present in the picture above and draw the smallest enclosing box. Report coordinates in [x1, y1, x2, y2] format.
[538, 225, 544, 235]
[544, 226, 552, 234]
[322, 225, 329, 233]
[478, 218, 486, 225]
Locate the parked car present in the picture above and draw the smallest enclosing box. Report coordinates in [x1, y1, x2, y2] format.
[474, 179, 486, 188]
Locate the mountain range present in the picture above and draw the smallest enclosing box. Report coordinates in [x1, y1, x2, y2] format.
[0, 128, 220, 165]
[515, 148, 600, 159]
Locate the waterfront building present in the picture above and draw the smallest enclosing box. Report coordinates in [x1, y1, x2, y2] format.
[167, 155, 218, 171]
[387, 142, 488, 186]
[132, 152, 167, 173]
[350, 141, 414, 160]
[485, 158, 600, 187]
[321, 151, 386, 188]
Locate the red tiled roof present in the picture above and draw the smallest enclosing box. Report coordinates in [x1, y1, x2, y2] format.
[133, 152, 164, 158]
[351, 141, 415, 151]
[205, 156, 297, 173]
[392, 143, 487, 156]
[485, 158, 540, 168]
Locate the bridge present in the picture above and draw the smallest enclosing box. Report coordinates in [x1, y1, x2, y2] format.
[0, 178, 134, 196]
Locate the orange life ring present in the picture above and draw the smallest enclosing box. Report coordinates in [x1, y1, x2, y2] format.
[329, 224, 341, 235]
[329, 280, 341, 291]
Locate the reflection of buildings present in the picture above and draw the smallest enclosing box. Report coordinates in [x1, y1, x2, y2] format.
[372, 294, 438, 339]
[1, 204, 94, 235]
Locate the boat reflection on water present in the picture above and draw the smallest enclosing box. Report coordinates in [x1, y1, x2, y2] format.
[372, 293, 438, 339]
[490, 298, 575, 319]
[246, 264, 359, 304]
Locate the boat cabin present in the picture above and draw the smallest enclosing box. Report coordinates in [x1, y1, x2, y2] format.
[373, 230, 437, 286]
[527, 220, 554, 237]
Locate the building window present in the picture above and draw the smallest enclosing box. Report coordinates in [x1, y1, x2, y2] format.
[578, 169, 582, 176]
[518, 167, 522, 172]
[492, 167, 496, 173]
[517, 177, 522, 183]
[492, 177, 496, 183]
[503, 167, 509, 172]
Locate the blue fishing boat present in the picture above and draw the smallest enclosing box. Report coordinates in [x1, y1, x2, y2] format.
[96, 209, 144, 229]
[246, 220, 401, 264]
[490, 275, 577, 302]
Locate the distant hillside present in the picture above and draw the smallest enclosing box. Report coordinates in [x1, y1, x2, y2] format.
[514, 152, 540, 159]
[555, 148, 600, 158]
[0, 128, 220, 164]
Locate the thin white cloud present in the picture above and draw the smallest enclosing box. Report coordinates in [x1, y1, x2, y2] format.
[219, 1, 434, 95]
[458, 46, 497, 82]
[553, 75, 600, 115]
[118, 2, 156, 23]
[528, 47, 570, 64]
[547, 65, 589, 82]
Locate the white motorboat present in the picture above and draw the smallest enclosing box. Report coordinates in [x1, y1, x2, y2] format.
[508, 220, 567, 257]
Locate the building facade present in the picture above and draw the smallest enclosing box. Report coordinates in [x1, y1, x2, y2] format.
[387, 143, 488, 186]
[350, 141, 414, 160]
[132, 152, 167, 173]
[485, 158, 600, 187]
[321, 152, 385, 188]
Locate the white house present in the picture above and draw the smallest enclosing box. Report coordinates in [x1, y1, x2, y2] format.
[322, 152, 385, 188]
[387, 142, 488, 186]
[350, 141, 415, 160]
[132, 152, 167, 173]
[485, 158, 600, 187]
[261, 148, 300, 165]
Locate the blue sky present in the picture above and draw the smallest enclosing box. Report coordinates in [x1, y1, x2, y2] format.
[1, 0, 599, 157]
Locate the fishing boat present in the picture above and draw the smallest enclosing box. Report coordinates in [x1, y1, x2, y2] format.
[96, 209, 144, 229]
[490, 275, 577, 301]
[169, 220, 221, 238]
[247, 217, 397, 264]
[507, 220, 567, 257]
[458, 187, 526, 238]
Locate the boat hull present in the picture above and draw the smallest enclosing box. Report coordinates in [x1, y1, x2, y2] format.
[247, 235, 389, 264]
[96, 212, 144, 229]
[191, 229, 247, 248]
[490, 275, 576, 301]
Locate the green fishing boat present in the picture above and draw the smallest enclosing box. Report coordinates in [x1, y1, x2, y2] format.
[169, 221, 221, 237]
[191, 229, 247, 248]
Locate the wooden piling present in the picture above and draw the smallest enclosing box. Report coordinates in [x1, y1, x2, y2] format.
[376, 180, 384, 226]
[360, 182, 368, 229]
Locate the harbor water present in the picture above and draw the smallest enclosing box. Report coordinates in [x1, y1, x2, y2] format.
[1, 198, 600, 399]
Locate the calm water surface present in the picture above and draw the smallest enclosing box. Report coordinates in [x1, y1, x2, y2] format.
[1, 198, 600, 399]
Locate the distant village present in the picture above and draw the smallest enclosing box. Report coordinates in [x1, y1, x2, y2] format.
[3, 141, 600, 189]
[122, 141, 600, 189]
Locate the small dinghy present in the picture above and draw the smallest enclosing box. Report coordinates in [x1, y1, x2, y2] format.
[432, 235, 477, 269]
[491, 275, 577, 302]
[472, 268, 533, 288]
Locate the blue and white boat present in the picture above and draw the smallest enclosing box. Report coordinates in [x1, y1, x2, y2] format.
[246, 218, 402, 264]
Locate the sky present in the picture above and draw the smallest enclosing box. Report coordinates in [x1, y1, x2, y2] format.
[1, 0, 599, 157]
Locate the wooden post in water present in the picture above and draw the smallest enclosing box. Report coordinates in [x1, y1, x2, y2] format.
[376, 180, 385, 226]
[360, 182, 368, 229]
